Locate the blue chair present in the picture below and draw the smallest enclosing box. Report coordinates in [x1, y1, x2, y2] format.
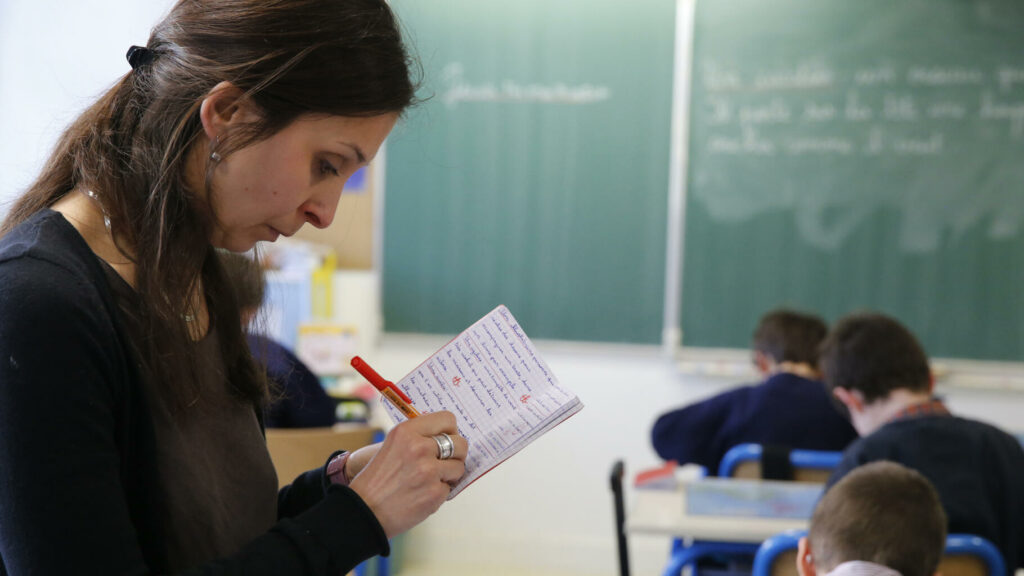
[752, 530, 1007, 576]
[943, 535, 1006, 576]
[662, 539, 760, 576]
[718, 444, 842, 483]
[750, 529, 803, 576]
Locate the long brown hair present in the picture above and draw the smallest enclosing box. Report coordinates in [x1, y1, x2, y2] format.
[1, 0, 418, 409]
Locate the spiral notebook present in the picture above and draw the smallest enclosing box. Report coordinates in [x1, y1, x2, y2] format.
[380, 305, 584, 498]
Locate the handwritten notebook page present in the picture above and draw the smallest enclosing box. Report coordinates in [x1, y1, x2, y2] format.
[381, 305, 583, 498]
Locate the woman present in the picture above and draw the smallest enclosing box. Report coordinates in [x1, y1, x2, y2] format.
[0, 0, 467, 574]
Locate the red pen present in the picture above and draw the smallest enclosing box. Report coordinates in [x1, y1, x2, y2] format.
[351, 356, 421, 419]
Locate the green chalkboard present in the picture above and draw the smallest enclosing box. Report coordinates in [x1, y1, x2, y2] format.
[384, 0, 675, 343]
[682, 0, 1024, 360]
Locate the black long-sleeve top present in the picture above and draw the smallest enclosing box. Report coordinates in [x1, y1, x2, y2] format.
[0, 210, 388, 575]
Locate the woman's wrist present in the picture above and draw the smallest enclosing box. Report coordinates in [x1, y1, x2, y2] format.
[326, 451, 352, 486]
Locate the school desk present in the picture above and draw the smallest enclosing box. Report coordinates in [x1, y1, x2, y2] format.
[626, 477, 822, 576]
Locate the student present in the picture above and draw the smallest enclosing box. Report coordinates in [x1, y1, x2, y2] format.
[651, 309, 857, 474]
[0, 1, 468, 574]
[798, 461, 947, 576]
[821, 312, 1024, 571]
[220, 251, 337, 428]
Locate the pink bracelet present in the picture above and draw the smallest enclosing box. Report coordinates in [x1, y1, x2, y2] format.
[326, 452, 352, 486]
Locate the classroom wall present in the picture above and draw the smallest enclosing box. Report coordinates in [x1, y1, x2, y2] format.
[0, 0, 170, 206]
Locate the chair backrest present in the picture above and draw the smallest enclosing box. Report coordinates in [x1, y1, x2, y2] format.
[752, 531, 1007, 576]
[719, 444, 842, 483]
[752, 529, 803, 576]
[939, 535, 1006, 576]
[265, 425, 379, 488]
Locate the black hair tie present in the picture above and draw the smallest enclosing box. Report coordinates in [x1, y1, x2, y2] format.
[126, 45, 155, 70]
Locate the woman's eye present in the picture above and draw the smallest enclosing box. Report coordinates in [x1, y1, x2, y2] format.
[319, 159, 340, 177]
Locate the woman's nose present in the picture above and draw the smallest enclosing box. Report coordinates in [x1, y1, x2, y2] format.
[302, 185, 344, 229]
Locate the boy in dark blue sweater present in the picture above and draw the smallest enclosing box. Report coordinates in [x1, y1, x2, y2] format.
[821, 312, 1024, 572]
[651, 309, 857, 474]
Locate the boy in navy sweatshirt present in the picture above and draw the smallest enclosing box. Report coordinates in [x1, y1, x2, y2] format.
[652, 309, 856, 474]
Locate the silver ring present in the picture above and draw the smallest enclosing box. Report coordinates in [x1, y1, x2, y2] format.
[433, 433, 455, 460]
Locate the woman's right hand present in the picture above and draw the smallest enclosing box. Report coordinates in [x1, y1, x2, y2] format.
[347, 411, 467, 538]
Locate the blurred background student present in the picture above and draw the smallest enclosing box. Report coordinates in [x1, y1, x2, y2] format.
[651, 308, 857, 475]
[221, 250, 337, 428]
[820, 312, 1024, 571]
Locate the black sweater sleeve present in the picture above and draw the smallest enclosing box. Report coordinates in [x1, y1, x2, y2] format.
[0, 246, 387, 574]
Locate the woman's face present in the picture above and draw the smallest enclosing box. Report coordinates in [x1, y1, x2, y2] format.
[206, 112, 398, 252]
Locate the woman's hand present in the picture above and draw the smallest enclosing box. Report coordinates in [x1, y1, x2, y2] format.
[348, 411, 468, 538]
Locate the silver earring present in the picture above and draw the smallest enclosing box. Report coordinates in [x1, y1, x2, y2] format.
[210, 136, 222, 163]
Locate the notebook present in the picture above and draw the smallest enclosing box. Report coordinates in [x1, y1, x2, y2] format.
[380, 305, 584, 498]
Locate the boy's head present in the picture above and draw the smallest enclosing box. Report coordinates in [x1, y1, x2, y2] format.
[752, 309, 828, 373]
[798, 461, 947, 576]
[817, 313, 931, 404]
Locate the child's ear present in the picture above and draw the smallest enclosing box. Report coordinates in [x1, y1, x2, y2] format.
[832, 387, 863, 414]
[753, 351, 772, 375]
[797, 536, 816, 576]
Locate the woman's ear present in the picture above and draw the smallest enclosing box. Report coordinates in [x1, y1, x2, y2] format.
[797, 536, 816, 576]
[198, 81, 259, 141]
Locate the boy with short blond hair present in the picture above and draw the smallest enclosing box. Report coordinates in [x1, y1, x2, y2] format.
[798, 461, 946, 576]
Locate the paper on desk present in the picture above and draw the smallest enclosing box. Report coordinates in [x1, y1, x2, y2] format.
[685, 478, 823, 519]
